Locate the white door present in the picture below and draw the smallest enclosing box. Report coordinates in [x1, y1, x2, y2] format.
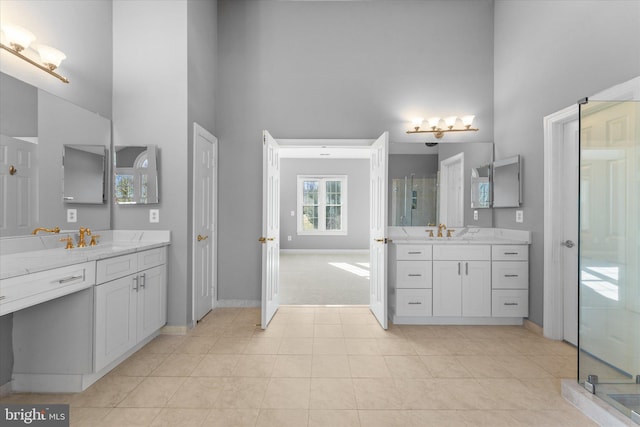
[562, 119, 579, 345]
[261, 130, 280, 329]
[439, 152, 464, 227]
[369, 132, 389, 329]
[193, 123, 218, 323]
[0, 135, 37, 237]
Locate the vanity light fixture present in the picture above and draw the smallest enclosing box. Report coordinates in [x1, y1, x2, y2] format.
[407, 115, 478, 139]
[0, 23, 69, 83]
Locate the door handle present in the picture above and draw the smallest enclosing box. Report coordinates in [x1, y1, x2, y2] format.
[258, 237, 275, 244]
[197, 234, 208, 242]
[140, 273, 146, 289]
[561, 240, 576, 248]
[374, 238, 389, 244]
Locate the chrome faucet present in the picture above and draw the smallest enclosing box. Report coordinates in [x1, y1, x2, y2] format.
[437, 223, 447, 238]
[78, 227, 91, 248]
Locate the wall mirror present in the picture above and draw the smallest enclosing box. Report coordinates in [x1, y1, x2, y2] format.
[389, 142, 494, 228]
[492, 155, 522, 208]
[114, 145, 159, 204]
[471, 164, 491, 209]
[63, 145, 107, 204]
[0, 72, 111, 237]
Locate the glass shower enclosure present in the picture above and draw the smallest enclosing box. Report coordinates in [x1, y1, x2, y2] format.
[579, 98, 640, 423]
[391, 174, 437, 226]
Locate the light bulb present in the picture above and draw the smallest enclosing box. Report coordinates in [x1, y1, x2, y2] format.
[427, 117, 441, 129]
[461, 115, 475, 128]
[1, 23, 35, 51]
[411, 117, 424, 130]
[444, 116, 458, 129]
[36, 44, 66, 70]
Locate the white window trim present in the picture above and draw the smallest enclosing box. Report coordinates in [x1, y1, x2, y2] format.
[297, 175, 348, 235]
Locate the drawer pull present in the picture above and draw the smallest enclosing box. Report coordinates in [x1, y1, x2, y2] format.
[504, 302, 519, 306]
[57, 274, 83, 284]
[408, 274, 422, 277]
[503, 252, 519, 255]
[504, 274, 519, 278]
[408, 302, 422, 305]
[408, 251, 422, 255]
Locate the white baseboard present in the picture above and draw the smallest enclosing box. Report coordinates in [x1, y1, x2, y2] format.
[215, 299, 260, 308]
[280, 249, 369, 255]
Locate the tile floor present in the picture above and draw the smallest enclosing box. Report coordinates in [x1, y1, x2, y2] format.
[1, 306, 599, 426]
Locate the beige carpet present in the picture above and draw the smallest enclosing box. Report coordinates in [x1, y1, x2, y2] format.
[279, 251, 370, 305]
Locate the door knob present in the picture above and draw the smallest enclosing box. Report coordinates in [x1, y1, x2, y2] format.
[197, 234, 208, 241]
[561, 240, 575, 248]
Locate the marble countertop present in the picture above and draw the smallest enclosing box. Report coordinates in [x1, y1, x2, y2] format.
[388, 226, 531, 245]
[0, 230, 171, 280]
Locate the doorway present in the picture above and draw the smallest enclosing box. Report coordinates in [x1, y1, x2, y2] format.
[439, 152, 464, 227]
[261, 132, 389, 329]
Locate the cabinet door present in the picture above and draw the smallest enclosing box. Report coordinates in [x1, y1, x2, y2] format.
[432, 261, 461, 316]
[137, 264, 167, 340]
[94, 275, 137, 372]
[462, 261, 491, 317]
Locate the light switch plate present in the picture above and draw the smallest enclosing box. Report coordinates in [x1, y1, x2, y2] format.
[287, 235, 292, 241]
[473, 210, 478, 221]
[516, 210, 524, 223]
[67, 209, 77, 223]
[149, 209, 160, 223]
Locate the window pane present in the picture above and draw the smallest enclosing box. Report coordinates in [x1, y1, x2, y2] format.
[303, 206, 318, 231]
[326, 180, 341, 205]
[115, 174, 134, 203]
[303, 181, 319, 205]
[326, 206, 342, 230]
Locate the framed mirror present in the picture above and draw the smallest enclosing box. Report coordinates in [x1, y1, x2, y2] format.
[470, 164, 491, 208]
[492, 155, 522, 208]
[114, 145, 159, 204]
[63, 145, 107, 204]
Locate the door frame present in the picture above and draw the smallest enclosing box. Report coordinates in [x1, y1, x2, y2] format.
[543, 105, 578, 340]
[543, 77, 640, 340]
[439, 152, 464, 227]
[191, 122, 218, 325]
[262, 135, 388, 327]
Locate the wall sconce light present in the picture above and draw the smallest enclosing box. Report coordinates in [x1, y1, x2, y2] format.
[407, 115, 478, 139]
[0, 23, 69, 83]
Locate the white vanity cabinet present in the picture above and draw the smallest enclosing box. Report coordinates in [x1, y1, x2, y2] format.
[94, 247, 167, 372]
[389, 244, 432, 317]
[432, 245, 491, 317]
[491, 245, 529, 317]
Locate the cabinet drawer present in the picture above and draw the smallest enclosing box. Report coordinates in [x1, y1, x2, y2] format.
[433, 245, 490, 261]
[396, 289, 432, 317]
[96, 253, 138, 284]
[396, 244, 432, 261]
[138, 247, 166, 271]
[492, 245, 528, 261]
[492, 261, 528, 289]
[397, 261, 432, 288]
[0, 262, 96, 316]
[492, 290, 528, 317]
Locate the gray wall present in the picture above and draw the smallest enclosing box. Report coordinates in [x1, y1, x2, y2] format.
[494, 0, 640, 326]
[217, 0, 494, 302]
[280, 159, 369, 250]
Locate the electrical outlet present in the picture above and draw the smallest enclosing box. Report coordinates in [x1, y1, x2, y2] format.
[516, 210, 524, 223]
[149, 209, 160, 223]
[290, 210, 295, 217]
[67, 209, 77, 223]
[287, 235, 292, 241]
[473, 210, 478, 221]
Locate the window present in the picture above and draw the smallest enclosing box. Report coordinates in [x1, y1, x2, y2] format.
[297, 175, 347, 235]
